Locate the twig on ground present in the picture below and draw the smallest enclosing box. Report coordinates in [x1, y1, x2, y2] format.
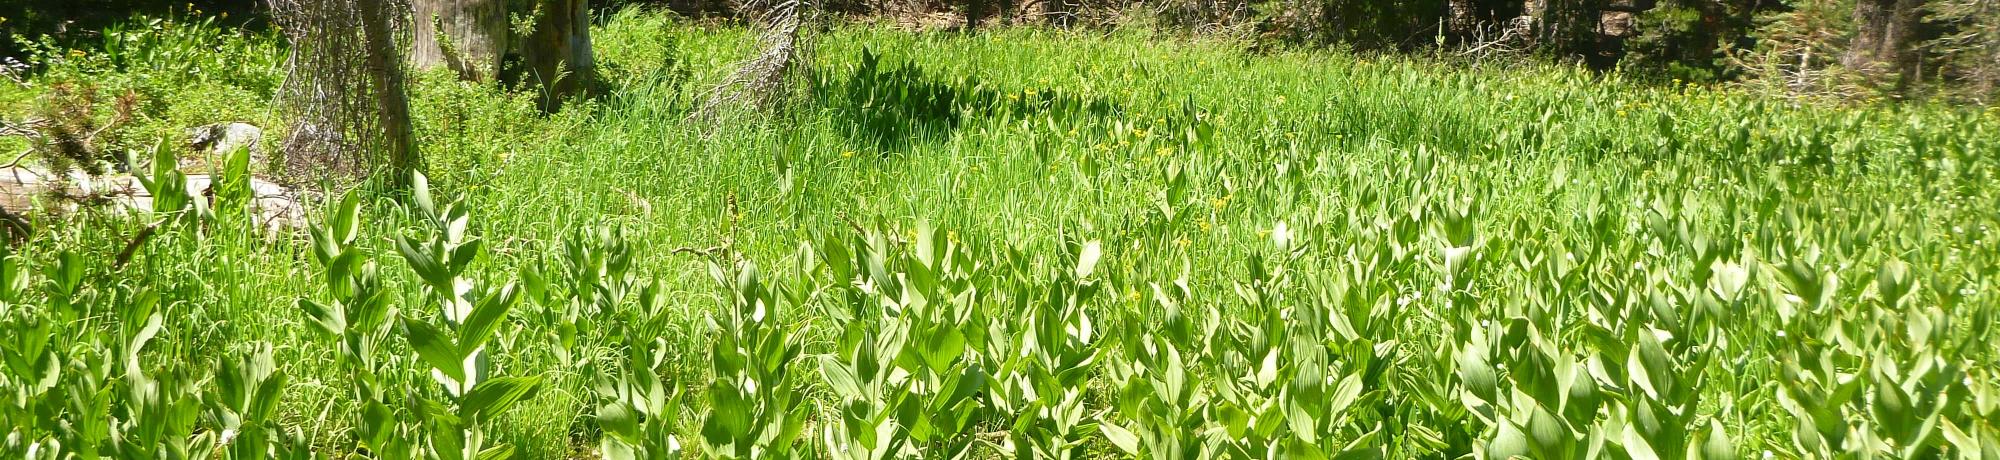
[113, 221, 163, 269]
[0, 148, 31, 169]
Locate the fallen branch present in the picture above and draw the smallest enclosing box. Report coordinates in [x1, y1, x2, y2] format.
[0, 204, 28, 242]
[113, 221, 162, 269]
[0, 148, 30, 169]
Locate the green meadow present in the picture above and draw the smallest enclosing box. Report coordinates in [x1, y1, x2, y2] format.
[3, 8, 1998, 459]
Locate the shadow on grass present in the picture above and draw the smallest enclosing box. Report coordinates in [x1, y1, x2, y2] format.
[818, 48, 1118, 151]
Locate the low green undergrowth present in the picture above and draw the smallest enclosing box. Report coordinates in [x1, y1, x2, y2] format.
[3, 8, 1997, 460]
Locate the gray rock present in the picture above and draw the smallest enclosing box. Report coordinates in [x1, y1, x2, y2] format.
[188, 122, 265, 163]
[2, 165, 305, 237]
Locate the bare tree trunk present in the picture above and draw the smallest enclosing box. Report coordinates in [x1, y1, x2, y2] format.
[1846, 0, 1926, 88]
[411, 0, 510, 82]
[966, 0, 987, 32]
[358, 0, 420, 186]
[520, 0, 595, 110]
[1448, 0, 1478, 39]
[1523, 0, 1603, 57]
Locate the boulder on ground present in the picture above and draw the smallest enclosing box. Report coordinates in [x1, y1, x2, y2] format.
[2, 166, 305, 237]
[187, 122, 266, 166]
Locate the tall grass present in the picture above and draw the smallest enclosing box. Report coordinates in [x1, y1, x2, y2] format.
[2, 7, 1997, 459]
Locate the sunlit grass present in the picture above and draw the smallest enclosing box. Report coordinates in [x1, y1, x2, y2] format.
[2, 7, 1996, 459]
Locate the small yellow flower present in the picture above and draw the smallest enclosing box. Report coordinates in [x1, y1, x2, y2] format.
[1275, 95, 1287, 105]
[1127, 289, 1141, 302]
[1156, 146, 1171, 157]
[1210, 197, 1227, 210]
[1198, 219, 1212, 232]
[1175, 237, 1191, 247]
[841, 151, 855, 158]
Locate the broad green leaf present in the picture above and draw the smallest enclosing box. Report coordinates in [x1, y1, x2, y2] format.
[1489, 421, 1531, 460]
[412, 170, 436, 217]
[402, 319, 464, 383]
[458, 284, 517, 352]
[1076, 240, 1102, 279]
[1700, 418, 1735, 460]
[1622, 424, 1662, 460]
[820, 355, 863, 399]
[1099, 421, 1141, 455]
[462, 376, 543, 421]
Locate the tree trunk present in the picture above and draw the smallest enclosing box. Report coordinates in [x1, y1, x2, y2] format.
[1846, 0, 1925, 87]
[1526, 0, 1604, 57]
[410, 0, 509, 82]
[1448, 0, 1478, 39]
[966, 0, 987, 32]
[519, 0, 595, 110]
[357, 0, 420, 186]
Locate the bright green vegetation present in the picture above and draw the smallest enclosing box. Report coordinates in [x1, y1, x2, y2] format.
[4, 8, 2000, 459]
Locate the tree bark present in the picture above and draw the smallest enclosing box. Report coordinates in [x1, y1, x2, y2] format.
[357, 0, 421, 186]
[410, 0, 510, 82]
[1525, 0, 1604, 57]
[966, 0, 988, 32]
[520, 0, 595, 110]
[1845, 0, 1925, 86]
